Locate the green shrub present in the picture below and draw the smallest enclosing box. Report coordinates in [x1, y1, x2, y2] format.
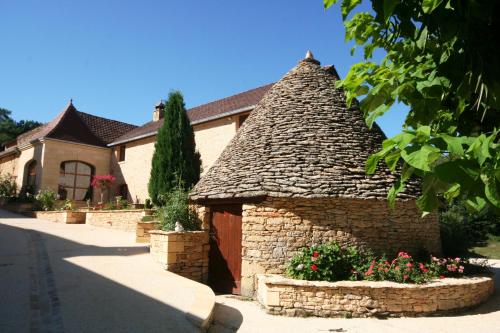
[440, 202, 498, 257]
[0, 174, 17, 199]
[144, 198, 153, 209]
[35, 189, 57, 211]
[61, 199, 73, 211]
[286, 242, 371, 282]
[286, 242, 471, 284]
[155, 188, 200, 231]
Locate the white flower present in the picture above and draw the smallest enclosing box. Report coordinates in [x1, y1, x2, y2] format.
[296, 264, 304, 271]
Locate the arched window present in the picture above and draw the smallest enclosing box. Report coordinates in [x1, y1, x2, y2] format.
[26, 160, 37, 186]
[59, 161, 94, 201]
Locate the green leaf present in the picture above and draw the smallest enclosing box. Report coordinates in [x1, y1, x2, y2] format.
[340, 0, 362, 19]
[366, 103, 390, 128]
[323, 0, 338, 9]
[443, 183, 461, 201]
[388, 180, 405, 208]
[384, 150, 401, 171]
[434, 160, 480, 190]
[401, 145, 441, 171]
[366, 140, 397, 174]
[422, 0, 444, 13]
[416, 191, 440, 215]
[485, 178, 500, 208]
[437, 134, 465, 155]
[383, 0, 399, 21]
[466, 196, 488, 212]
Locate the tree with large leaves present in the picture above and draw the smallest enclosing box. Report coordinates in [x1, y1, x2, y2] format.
[324, 0, 500, 214]
[148, 91, 201, 205]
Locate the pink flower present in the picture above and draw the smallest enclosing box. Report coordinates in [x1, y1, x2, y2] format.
[440, 275, 445, 279]
[406, 263, 413, 268]
[311, 256, 317, 262]
[458, 265, 464, 273]
[403, 275, 409, 281]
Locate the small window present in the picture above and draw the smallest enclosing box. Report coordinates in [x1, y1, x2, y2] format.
[118, 145, 126, 162]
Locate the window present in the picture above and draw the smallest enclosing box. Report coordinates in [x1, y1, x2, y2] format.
[59, 161, 94, 201]
[26, 160, 37, 186]
[118, 145, 126, 162]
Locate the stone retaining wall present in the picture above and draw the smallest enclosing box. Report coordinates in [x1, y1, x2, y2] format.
[257, 274, 494, 318]
[136, 221, 160, 243]
[149, 230, 209, 282]
[35, 211, 86, 224]
[85, 210, 152, 232]
[241, 197, 441, 296]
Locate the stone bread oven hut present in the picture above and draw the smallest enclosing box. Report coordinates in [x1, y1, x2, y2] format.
[190, 52, 441, 296]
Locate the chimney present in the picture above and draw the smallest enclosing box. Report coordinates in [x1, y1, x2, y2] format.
[153, 100, 165, 121]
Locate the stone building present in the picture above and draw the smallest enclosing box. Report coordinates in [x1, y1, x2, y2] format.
[0, 85, 272, 203]
[0, 102, 136, 202]
[190, 53, 441, 296]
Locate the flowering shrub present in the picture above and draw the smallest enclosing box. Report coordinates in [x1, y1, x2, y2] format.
[35, 189, 58, 211]
[287, 242, 469, 284]
[91, 175, 115, 203]
[91, 175, 115, 190]
[286, 242, 371, 282]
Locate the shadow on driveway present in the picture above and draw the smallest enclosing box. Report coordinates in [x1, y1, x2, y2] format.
[0, 221, 200, 333]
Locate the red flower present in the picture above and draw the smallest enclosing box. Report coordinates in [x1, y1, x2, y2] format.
[439, 275, 445, 279]
[406, 263, 413, 268]
[312, 251, 320, 258]
[311, 264, 318, 271]
[403, 275, 409, 281]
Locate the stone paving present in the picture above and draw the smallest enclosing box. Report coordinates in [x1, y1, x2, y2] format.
[0, 209, 214, 333]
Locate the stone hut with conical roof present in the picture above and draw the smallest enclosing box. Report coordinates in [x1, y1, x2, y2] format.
[190, 53, 441, 296]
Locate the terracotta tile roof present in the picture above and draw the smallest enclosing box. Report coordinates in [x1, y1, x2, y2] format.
[109, 83, 274, 146]
[190, 56, 420, 202]
[8, 102, 137, 149]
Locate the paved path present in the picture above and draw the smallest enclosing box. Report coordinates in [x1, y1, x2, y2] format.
[210, 263, 500, 333]
[0, 209, 212, 333]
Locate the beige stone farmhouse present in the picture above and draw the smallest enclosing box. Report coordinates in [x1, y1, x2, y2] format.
[0, 84, 271, 203]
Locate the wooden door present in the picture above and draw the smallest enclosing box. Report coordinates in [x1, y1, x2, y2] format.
[208, 205, 242, 294]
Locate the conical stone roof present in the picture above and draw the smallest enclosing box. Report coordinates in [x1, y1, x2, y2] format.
[190, 54, 420, 202]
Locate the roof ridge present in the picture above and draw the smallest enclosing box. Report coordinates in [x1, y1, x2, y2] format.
[187, 82, 274, 112]
[76, 110, 138, 128]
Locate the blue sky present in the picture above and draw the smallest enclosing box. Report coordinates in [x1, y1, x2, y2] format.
[0, 0, 408, 137]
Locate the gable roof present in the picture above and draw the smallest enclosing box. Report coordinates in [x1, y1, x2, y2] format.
[2, 102, 136, 154]
[190, 54, 420, 202]
[109, 83, 273, 146]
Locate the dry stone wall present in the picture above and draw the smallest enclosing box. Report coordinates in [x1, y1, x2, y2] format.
[257, 274, 494, 317]
[149, 230, 210, 282]
[85, 210, 151, 232]
[241, 197, 441, 296]
[35, 211, 86, 224]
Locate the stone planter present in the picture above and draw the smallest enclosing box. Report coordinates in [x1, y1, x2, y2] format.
[257, 274, 495, 318]
[149, 230, 210, 282]
[34, 211, 86, 224]
[136, 221, 160, 243]
[2, 202, 36, 213]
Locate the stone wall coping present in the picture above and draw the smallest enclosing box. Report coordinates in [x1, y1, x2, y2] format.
[148, 229, 206, 236]
[34, 210, 84, 214]
[86, 209, 150, 213]
[258, 273, 494, 289]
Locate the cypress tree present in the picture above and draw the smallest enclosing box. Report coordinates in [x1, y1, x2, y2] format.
[148, 91, 201, 205]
